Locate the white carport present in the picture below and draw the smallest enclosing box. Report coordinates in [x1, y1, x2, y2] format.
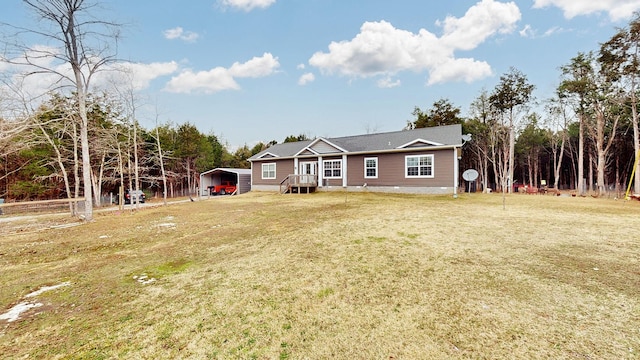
[199, 168, 252, 196]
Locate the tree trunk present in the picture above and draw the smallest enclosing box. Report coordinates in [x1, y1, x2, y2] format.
[69, 117, 80, 215]
[91, 151, 106, 207]
[553, 131, 566, 190]
[527, 155, 533, 187]
[117, 141, 125, 211]
[79, 96, 93, 219]
[578, 114, 585, 195]
[508, 125, 515, 193]
[69, 8, 93, 221]
[588, 151, 595, 193]
[589, 105, 619, 196]
[133, 121, 140, 209]
[36, 122, 74, 216]
[533, 153, 539, 188]
[633, 99, 640, 194]
[156, 125, 168, 205]
[490, 146, 499, 192]
[482, 154, 489, 193]
[186, 161, 192, 196]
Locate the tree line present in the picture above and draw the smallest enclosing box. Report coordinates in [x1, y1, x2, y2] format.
[0, 90, 289, 203]
[412, 15, 640, 198]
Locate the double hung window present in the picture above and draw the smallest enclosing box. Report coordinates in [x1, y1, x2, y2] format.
[262, 163, 276, 179]
[323, 160, 342, 178]
[364, 157, 378, 178]
[405, 155, 434, 178]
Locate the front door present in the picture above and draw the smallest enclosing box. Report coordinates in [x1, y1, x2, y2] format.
[299, 161, 317, 184]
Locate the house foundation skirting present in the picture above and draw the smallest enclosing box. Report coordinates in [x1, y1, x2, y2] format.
[250, 184, 454, 195]
[319, 185, 454, 195]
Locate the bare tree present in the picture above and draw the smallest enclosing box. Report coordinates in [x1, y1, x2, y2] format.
[490, 68, 535, 193]
[587, 85, 620, 196]
[559, 53, 593, 195]
[600, 13, 640, 194]
[31, 95, 80, 214]
[107, 71, 144, 209]
[153, 110, 168, 206]
[467, 90, 494, 193]
[1, 0, 120, 221]
[544, 97, 571, 190]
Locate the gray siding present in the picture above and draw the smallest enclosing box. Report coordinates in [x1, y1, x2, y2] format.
[311, 140, 341, 154]
[346, 150, 454, 188]
[251, 159, 295, 186]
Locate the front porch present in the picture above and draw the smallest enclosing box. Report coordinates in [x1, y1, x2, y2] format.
[280, 174, 318, 194]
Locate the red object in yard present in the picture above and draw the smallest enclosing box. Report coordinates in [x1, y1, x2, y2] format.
[208, 181, 237, 195]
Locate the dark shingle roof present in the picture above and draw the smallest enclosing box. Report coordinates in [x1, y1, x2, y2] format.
[249, 124, 462, 160]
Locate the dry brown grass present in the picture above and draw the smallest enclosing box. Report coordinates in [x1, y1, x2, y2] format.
[1, 192, 639, 359]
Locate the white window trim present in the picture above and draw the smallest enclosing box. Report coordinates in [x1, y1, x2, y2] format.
[364, 157, 378, 179]
[323, 159, 342, 179]
[405, 154, 434, 178]
[262, 163, 276, 179]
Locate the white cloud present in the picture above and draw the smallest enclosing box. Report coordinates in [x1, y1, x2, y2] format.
[110, 61, 180, 90]
[0, 46, 180, 116]
[298, 72, 315, 85]
[519, 24, 568, 39]
[218, 0, 276, 11]
[309, 21, 442, 77]
[543, 26, 565, 37]
[229, 53, 279, 78]
[1, 45, 79, 102]
[164, 53, 279, 94]
[377, 76, 401, 88]
[163, 27, 199, 42]
[519, 24, 535, 38]
[438, 0, 520, 50]
[309, 0, 520, 86]
[428, 58, 493, 85]
[164, 67, 239, 94]
[532, 0, 640, 21]
[297, 64, 306, 70]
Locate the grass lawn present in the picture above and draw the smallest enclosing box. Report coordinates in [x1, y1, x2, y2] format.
[1, 192, 639, 359]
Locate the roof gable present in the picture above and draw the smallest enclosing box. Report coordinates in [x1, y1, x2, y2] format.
[256, 152, 278, 159]
[304, 138, 347, 154]
[397, 138, 444, 148]
[295, 148, 319, 156]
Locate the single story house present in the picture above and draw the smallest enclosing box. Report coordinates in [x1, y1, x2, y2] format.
[199, 168, 252, 196]
[248, 124, 464, 195]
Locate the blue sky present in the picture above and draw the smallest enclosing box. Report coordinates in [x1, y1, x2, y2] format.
[2, 0, 640, 149]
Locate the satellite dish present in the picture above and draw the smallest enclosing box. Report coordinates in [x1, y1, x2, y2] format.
[462, 169, 479, 182]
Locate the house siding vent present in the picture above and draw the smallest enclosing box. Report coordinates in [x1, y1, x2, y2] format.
[407, 141, 432, 148]
[299, 149, 316, 156]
